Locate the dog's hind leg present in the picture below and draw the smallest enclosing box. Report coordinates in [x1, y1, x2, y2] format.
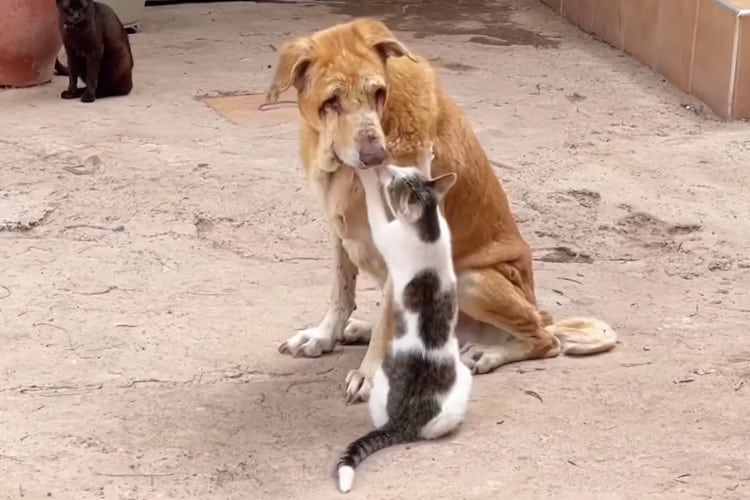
[456, 267, 561, 374]
[279, 236, 357, 357]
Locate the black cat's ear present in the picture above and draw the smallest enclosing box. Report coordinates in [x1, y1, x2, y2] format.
[428, 172, 457, 198]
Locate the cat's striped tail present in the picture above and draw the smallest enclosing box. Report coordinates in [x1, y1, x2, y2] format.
[336, 427, 410, 493]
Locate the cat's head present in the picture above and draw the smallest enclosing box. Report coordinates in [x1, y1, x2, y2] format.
[380, 166, 457, 224]
[56, 0, 93, 25]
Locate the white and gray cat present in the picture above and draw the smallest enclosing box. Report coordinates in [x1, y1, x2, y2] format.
[336, 149, 472, 493]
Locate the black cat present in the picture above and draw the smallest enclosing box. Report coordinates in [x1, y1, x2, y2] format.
[54, 58, 69, 76]
[56, 0, 134, 102]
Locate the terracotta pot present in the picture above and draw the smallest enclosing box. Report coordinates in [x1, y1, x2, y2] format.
[0, 0, 62, 87]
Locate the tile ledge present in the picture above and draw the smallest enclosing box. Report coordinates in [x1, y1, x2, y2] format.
[714, 0, 750, 15]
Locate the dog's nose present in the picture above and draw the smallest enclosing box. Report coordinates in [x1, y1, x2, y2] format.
[359, 144, 388, 167]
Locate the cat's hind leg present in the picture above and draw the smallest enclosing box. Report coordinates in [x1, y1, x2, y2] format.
[97, 49, 133, 98]
[420, 362, 472, 439]
[368, 365, 390, 428]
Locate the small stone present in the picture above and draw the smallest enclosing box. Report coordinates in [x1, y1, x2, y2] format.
[85, 155, 102, 166]
[708, 259, 732, 272]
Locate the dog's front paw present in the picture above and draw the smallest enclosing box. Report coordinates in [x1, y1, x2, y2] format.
[345, 369, 372, 404]
[80, 91, 96, 103]
[338, 318, 372, 345]
[279, 326, 336, 358]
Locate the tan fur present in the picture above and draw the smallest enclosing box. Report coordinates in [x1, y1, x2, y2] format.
[267, 18, 617, 402]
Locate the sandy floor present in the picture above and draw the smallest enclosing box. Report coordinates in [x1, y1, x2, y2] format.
[2, 1, 749, 499]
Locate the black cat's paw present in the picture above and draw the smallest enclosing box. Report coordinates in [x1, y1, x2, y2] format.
[80, 92, 96, 103]
[61, 89, 81, 99]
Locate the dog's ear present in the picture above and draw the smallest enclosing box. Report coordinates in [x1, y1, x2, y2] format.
[353, 18, 417, 62]
[373, 39, 417, 62]
[428, 172, 457, 198]
[265, 38, 313, 103]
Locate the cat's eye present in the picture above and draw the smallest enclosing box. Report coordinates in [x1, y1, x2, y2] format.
[320, 95, 341, 115]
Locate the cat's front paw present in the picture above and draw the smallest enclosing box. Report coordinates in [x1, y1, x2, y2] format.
[80, 92, 96, 103]
[61, 89, 81, 99]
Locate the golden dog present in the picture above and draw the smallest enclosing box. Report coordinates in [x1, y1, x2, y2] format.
[266, 18, 617, 403]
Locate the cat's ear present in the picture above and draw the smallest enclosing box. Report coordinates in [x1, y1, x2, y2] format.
[428, 172, 457, 197]
[265, 38, 313, 103]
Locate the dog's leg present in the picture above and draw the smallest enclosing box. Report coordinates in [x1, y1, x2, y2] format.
[279, 236, 357, 357]
[456, 268, 561, 374]
[345, 277, 393, 403]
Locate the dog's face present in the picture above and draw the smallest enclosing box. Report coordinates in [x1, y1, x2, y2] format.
[56, 0, 91, 25]
[266, 19, 417, 170]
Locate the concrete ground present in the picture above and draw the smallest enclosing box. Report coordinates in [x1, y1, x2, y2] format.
[1, 1, 749, 499]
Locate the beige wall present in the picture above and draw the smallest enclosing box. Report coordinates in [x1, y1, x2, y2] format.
[540, 0, 750, 119]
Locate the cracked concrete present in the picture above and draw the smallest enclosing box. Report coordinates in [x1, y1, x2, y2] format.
[1, 1, 750, 499]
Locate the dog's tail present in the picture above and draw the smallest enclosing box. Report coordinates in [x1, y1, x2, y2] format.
[54, 58, 69, 76]
[545, 317, 617, 355]
[336, 427, 411, 493]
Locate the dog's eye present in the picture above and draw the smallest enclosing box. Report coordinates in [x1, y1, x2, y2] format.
[374, 87, 387, 108]
[321, 96, 341, 115]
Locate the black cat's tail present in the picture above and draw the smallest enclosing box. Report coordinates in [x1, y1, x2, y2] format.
[54, 58, 69, 76]
[336, 427, 412, 493]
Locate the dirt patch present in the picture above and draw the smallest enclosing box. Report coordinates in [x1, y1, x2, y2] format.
[0, 191, 53, 231]
[203, 90, 298, 127]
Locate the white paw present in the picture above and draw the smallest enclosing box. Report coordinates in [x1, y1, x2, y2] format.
[460, 343, 503, 374]
[278, 326, 336, 358]
[345, 369, 373, 404]
[339, 318, 372, 345]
